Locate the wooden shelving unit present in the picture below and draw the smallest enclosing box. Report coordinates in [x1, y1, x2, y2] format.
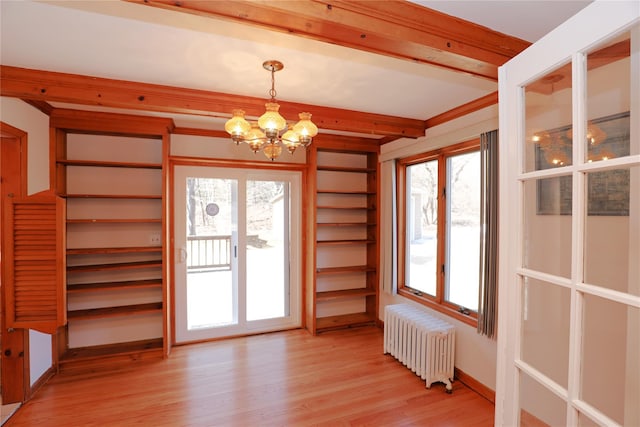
[52, 113, 171, 371]
[306, 144, 379, 334]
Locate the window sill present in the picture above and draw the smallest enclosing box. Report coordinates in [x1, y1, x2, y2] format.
[398, 288, 478, 328]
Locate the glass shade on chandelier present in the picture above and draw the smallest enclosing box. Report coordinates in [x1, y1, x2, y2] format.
[224, 60, 318, 161]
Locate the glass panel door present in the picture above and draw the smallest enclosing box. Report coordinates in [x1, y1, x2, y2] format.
[246, 179, 289, 322]
[185, 176, 237, 330]
[174, 165, 301, 343]
[497, 3, 639, 426]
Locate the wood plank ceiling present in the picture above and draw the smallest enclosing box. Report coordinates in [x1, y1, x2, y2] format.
[0, 0, 531, 141]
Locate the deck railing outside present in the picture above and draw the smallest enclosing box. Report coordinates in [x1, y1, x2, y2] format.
[187, 235, 232, 271]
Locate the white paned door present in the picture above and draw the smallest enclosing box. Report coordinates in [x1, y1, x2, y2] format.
[173, 165, 302, 343]
[497, 2, 639, 426]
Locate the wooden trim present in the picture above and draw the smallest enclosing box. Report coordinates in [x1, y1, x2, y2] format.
[50, 108, 174, 137]
[171, 128, 384, 153]
[58, 338, 164, 374]
[169, 155, 308, 172]
[53, 128, 66, 196]
[1, 66, 425, 138]
[396, 139, 481, 327]
[131, 0, 530, 80]
[168, 148, 177, 348]
[398, 289, 477, 328]
[454, 367, 495, 403]
[23, 99, 54, 116]
[436, 153, 446, 304]
[425, 91, 498, 129]
[304, 145, 318, 333]
[162, 132, 172, 358]
[58, 159, 162, 169]
[29, 365, 56, 398]
[311, 134, 382, 151]
[172, 127, 229, 138]
[300, 161, 309, 331]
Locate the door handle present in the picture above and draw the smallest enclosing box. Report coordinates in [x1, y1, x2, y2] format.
[179, 247, 188, 263]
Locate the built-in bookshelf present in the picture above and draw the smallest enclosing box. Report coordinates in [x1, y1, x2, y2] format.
[52, 111, 171, 371]
[307, 144, 379, 333]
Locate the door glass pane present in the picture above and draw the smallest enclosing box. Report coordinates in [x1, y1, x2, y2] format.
[581, 294, 639, 425]
[521, 277, 570, 388]
[246, 180, 288, 321]
[445, 151, 480, 310]
[584, 165, 638, 296]
[519, 371, 567, 427]
[586, 26, 637, 163]
[523, 178, 572, 278]
[524, 62, 573, 173]
[406, 160, 438, 296]
[186, 177, 236, 329]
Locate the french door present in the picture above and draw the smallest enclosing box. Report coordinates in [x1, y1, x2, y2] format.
[173, 165, 301, 343]
[497, 3, 639, 426]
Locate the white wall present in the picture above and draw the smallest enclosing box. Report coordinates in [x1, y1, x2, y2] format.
[0, 97, 53, 387]
[380, 105, 500, 391]
[29, 331, 52, 386]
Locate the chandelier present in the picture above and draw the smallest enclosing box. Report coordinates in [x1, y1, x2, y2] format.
[531, 121, 608, 166]
[225, 60, 318, 161]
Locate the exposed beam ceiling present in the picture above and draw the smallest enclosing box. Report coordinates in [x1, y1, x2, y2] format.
[2, 0, 561, 142]
[0, 65, 425, 138]
[127, 0, 531, 81]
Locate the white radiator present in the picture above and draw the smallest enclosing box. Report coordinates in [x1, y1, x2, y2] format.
[384, 304, 456, 393]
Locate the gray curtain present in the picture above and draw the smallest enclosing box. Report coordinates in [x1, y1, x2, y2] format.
[380, 159, 397, 294]
[478, 130, 498, 339]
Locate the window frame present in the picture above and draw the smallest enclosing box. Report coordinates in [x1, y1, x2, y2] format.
[396, 139, 480, 326]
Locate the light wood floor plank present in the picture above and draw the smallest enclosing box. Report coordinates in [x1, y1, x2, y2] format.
[7, 327, 494, 426]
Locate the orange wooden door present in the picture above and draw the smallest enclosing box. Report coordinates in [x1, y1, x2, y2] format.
[1, 126, 28, 404]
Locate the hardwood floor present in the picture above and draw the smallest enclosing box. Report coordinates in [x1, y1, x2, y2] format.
[7, 327, 494, 426]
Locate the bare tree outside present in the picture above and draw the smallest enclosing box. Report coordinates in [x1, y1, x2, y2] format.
[186, 178, 283, 241]
[406, 151, 480, 310]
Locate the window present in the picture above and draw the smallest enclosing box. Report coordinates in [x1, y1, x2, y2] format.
[397, 140, 480, 325]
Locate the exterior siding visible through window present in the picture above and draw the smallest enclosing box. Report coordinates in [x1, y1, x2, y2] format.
[396, 139, 480, 326]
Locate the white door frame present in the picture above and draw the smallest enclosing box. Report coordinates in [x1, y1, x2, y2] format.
[172, 164, 302, 343]
[496, 2, 640, 425]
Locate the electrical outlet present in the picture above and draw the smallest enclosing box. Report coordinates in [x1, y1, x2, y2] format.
[149, 233, 162, 245]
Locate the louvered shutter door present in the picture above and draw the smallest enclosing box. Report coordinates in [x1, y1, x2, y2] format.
[4, 196, 66, 334]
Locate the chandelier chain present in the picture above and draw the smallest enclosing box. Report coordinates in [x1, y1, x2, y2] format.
[269, 68, 277, 101]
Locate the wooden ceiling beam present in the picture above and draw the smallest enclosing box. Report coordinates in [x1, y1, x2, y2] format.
[425, 91, 498, 129]
[0, 65, 424, 138]
[128, 0, 530, 80]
